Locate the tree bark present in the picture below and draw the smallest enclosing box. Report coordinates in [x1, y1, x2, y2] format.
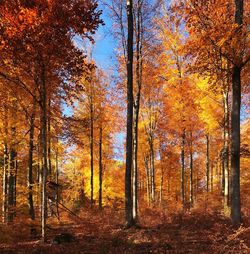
[2, 106, 8, 223]
[222, 89, 230, 207]
[231, 65, 241, 224]
[98, 125, 103, 210]
[55, 138, 60, 219]
[41, 62, 48, 242]
[8, 141, 16, 222]
[149, 138, 155, 203]
[125, 0, 134, 227]
[160, 164, 164, 205]
[132, 0, 143, 222]
[189, 133, 193, 207]
[90, 84, 94, 208]
[28, 99, 36, 220]
[144, 155, 151, 205]
[2, 142, 8, 223]
[48, 99, 52, 177]
[206, 133, 210, 192]
[230, 0, 243, 226]
[181, 131, 185, 206]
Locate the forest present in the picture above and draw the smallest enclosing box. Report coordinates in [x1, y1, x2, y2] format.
[0, 0, 250, 253]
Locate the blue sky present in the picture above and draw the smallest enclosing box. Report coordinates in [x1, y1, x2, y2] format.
[64, 3, 125, 161]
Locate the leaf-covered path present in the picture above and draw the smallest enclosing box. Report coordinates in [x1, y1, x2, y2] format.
[0, 209, 249, 254]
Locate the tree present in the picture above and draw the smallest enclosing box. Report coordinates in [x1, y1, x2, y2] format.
[125, 0, 134, 227]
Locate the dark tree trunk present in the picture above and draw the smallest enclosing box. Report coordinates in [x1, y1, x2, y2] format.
[231, 65, 242, 224]
[2, 142, 8, 223]
[98, 126, 103, 210]
[230, 0, 243, 226]
[28, 99, 36, 220]
[181, 131, 185, 206]
[48, 99, 52, 177]
[8, 145, 16, 222]
[149, 139, 155, 202]
[132, 0, 143, 222]
[13, 158, 17, 217]
[125, 0, 134, 227]
[90, 87, 94, 208]
[189, 133, 193, 207]
[2, 106, 8, 223]
[41, 63, 48, 241]
[206, 134, 210, 192]
[55, 138, 59, 218]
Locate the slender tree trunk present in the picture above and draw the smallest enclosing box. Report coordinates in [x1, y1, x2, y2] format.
[149, 139, 155, 203]
[132, 0, 143, 222]
[90, 87, 94, 208]
[181, 131, 185, 206]
[221, 150, 225, 195]
[210, 163, 213, 192]
[2, 106, 8, 223]
[223, 89, 230, 207]
[98, 125, 103, 210]
[144, 156, 150, 205]
[230, 0, 243, 226]
[48, 99, 52, 177]
[125, 0, 134, 227]
[55, 139, 59, 219]
[2, 143, 8, 223]
[41, 63, 48, 241]
[206, 134, 210, 192]
[13, 158, 17, 217]
[28, 100, 36, 220]
[160, 165, 163, 205]
[8, 145, 15, 222]
[189, 135, 193, 207]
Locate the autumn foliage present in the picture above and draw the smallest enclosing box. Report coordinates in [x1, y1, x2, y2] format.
[0, 0, 250, 253]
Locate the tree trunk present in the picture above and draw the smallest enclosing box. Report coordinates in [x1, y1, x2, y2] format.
[231, 65, 241, 224]
[144, 155, 151, 205]
[2, 106, 8, 223]
[189, 135, 193, 208]
[132, 0, 142, 222]
[221, 150, 225, 195]
[41, 63, 48, 242]
[2, 142, 8, 223]
[8, 145, 15, 222]
[223, 89, 230, 207]
[211, 163, 213, 192]
[206, 133, 210, 192]
[98, 125, 103, 210]
[90, 86, 94, 208]
[160, 164, 163, 205]
[48, 99, 52, 177]
[149, 139, 155, 203]
[125, 0, 134, 227]
[28, 99, 36, 220]
[230, 0, 243, 226]
[55, 138, 59, 219]
[181, 131, 185, 206]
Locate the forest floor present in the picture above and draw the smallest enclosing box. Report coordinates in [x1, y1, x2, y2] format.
[0, 203, 250, 254]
